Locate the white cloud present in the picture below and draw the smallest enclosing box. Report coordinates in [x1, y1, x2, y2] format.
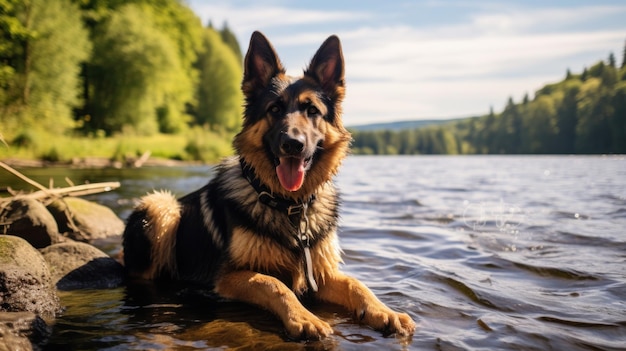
[191, 3, 369, 37]
[344, 29, 624, 81]
[467, 5, 626, 35]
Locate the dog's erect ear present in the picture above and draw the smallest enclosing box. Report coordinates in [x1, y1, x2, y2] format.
[242, 31, 284, 95]
[306, 35, 344, 93]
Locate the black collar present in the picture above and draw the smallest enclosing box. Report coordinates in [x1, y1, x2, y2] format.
[239, 158, 315, 220]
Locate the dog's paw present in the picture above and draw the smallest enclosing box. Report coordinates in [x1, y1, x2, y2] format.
[285, 310, 333, 340]
[357, 306, 416, 336]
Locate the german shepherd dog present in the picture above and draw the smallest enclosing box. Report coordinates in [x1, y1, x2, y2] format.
[123, 31, 416, 340]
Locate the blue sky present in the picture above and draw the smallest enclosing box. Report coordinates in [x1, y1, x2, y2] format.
[189, 0, 626, 126]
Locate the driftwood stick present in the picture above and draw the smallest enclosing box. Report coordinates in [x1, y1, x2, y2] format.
[0, 159, 121, 241]
[0, 160, 120, 200]
[0, 160, 51, 194]
[133, 150, 151, 168]
[22, 182, 121, 200]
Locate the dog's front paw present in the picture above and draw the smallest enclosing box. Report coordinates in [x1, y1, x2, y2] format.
[358, 306, 416, 336]
[285, 309, 333, 340]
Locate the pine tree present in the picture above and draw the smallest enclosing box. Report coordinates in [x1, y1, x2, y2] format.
[608, 52, 616, 67]
[556, 82, 580, 154]
[220, 22, 243, 63]
[621, 39, 626, 68]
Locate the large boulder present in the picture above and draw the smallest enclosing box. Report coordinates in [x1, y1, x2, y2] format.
[0, 198, 62, 248]
[41, 241, 124, 290]
[46, 197, 124, 241]
[0, 236, 60, 321]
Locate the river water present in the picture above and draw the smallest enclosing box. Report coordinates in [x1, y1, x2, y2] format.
[3, 155, 625, 350]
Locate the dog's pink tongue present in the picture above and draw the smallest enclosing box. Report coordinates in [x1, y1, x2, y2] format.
[276, 157, 305, 192]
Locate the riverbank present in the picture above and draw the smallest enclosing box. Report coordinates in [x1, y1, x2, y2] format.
[0, 128, 234, 166]
[1, 155, 200, 169]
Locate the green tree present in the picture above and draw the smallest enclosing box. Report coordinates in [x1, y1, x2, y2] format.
[608, 52, 616, 68]
[0, 0, 90, 137]
[74, 0, 202, 134]
[576, 78, 613, 153]
[0, 0, 32, 122]
[145, 0, 202, 131]
[475, 107, 497, 154]
[622, 39, 626, 69]
[397, 129, 416, 154]
[437, 128, 459, 154]
[556, 80, 580, 154]
[523, 95, 558, 153]
[194, 27, 243, 132]
[88, 4, 189, 135]
[491, 97, 522, 153]
[220, 22, 243, 63]
[609, 81, 626, 153]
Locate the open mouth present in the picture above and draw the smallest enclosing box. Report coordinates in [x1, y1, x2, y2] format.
[275, 156, 312, 192]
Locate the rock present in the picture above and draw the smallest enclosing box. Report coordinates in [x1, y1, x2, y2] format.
[0, 236, 60, 321]
[46, 197, 124, 241]
[41, 241, 124, 290]
[0, 198, 62, 249]
[0, 311, 51, 351]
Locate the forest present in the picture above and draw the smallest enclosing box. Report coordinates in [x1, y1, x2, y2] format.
[352, 49, 626, 155]
[1, 0, 243, 162]
[1, 0, 625, 162]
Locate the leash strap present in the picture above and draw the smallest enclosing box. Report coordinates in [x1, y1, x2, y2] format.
[296, 204, 318, 292]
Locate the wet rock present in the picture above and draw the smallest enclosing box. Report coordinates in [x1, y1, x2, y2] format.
[46, 197, 124, 241]
[0, 198, 62, 249]
[0, 311, 51, 351]
[41, 241, 124, 290]
[0, 236, 60, 321]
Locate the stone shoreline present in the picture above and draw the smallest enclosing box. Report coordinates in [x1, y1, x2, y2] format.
[0, 196, 126, 350]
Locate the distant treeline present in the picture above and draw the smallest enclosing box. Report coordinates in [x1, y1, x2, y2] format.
[1, 0, 243, 140]
[352, 48, 626, 155]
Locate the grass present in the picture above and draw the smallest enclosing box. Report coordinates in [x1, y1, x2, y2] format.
[0, 127, 235, 164]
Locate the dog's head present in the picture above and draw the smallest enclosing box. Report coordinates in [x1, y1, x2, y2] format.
[234, 31, 352, 199]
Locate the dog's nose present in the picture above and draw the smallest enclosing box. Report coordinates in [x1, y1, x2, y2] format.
[280, 133, 305, 155]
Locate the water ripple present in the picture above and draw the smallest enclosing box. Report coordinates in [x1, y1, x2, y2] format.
[38, 156, 626, 350]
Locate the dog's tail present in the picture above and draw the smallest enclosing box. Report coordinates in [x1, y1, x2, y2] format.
[123, 190, 181, 280]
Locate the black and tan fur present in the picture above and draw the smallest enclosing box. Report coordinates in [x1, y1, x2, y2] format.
[123, 31, 416, 339]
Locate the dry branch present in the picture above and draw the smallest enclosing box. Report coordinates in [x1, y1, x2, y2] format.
[0, 161, 120, 202]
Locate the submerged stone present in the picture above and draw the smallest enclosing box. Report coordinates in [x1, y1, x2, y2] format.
[0, 311, 51, 351]
[41, 241, 124, 290]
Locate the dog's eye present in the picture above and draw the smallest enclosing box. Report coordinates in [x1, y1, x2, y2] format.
[307, 105, 320, 115]
[268, 104, 281, 115]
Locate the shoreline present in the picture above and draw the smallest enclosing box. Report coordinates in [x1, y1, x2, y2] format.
[0, 156, 207, 169]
